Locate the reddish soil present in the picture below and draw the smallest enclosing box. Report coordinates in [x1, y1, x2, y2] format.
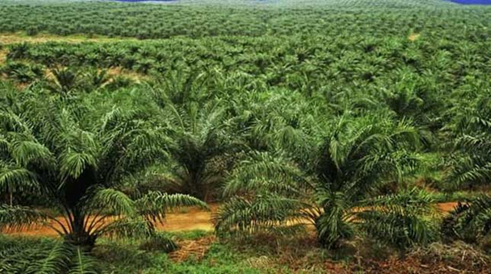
[436, 202, 458, 213]
[170, 235, 216, 262]
[3, 203, 457, 237]
[3, 204, 219, 237]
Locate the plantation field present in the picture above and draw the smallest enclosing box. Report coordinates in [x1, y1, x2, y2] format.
[0, 0, 490, 273]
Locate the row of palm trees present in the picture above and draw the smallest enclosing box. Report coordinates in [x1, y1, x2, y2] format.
[0, 0, 488, 39]
[1, 69, 489, 244]
[7, 34, 489, 80]
[0, 68, 488, 273]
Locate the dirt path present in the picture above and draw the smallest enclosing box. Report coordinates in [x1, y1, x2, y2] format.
[4, 203, 458, 237]
[4, 204, 219, 237]
[436, 202, 459, 212]
[0, 49, 7, 65]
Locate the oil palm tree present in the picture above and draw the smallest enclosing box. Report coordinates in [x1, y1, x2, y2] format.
[147, 73, 241, 202]
[216, 113, 438, 249]
[83, 69, 112, 91]
[47, 68, 81, 94]
[157, 99, 238, 202]
[228, 88, 319, 159]
[441, 195, 491, 246]
[0, 95, 207, 249]
[445, 91, 491, 189]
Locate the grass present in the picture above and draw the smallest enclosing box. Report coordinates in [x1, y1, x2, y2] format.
[93, 231, 266, 273]
[0, 231, 332, 273]
[1, 228, 490, 273]
[431, 190, 491, 203]
[0, 231, 260, 273]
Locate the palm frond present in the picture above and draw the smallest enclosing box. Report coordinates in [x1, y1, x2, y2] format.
[0, 165, 39, 193]
[27, 242, 73, 274]
[358, 189, 439, 249]
[97, 217, 153, 239]
[215, 194, 309, 236]
[59, 149, 97, 181]
[0, 205, 47, 230]
[83, 188, 136, 217]
[223, 151, 309, 197]
[136, 191, 208, 223]
[68, 247, 99, 274]
[10, 139, 53, 167]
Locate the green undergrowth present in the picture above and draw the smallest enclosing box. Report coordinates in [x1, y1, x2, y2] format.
[1, 229, 490, 273]
[0, 231, 264, 273]
[0, 231, 347, 273]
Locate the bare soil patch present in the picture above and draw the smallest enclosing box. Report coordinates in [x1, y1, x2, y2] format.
[107, 67, 149, 83]
[408, 32, 421, 42]
[2, 203, 457, 237]
[3, 204, 218, 237]
[170, 235, 216, 262]
[0, 50, 6, 65]
[437, 202, 458, 213]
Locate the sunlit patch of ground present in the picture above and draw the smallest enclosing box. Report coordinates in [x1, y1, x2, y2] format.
[408, 32, 421, 42]
[43, 67, 148, 84]
[0, 32, 138, 45]
[3, 203, 462, 237]
[170, 235, 216, 262]
[106, 67, 149, 83]
[161, 203, 218, 232]
[2, 204, 218, 237]
[437, 202, 458, 213]
[0, 49, 6, 65]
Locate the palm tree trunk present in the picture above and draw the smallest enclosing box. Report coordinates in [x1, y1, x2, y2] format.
[203, 188, 209, 204]
[64, 210, 97, 251]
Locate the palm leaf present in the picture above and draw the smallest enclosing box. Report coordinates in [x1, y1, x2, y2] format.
[0, 166, 39, 193]
[83, 188, 136, 217]
[27, 242, 73, 274]
[0, 205, 47, 231]
[68, 247, 98, 274]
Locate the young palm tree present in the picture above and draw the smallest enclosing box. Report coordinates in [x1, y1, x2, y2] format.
[158, 100, 238, 202]
[216, 113, 438, 249]
[46, 68, 81, 94]
[6, 43, 30, 60]
[445, 91, 491, 189]
[148, 73, 241, 202]
[0, 95, 207, 249]
[216, 151, 318, 236]
[228, 88, 319, 159]
[441, 195, 490, 246]
[84, 69, 112, 91]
